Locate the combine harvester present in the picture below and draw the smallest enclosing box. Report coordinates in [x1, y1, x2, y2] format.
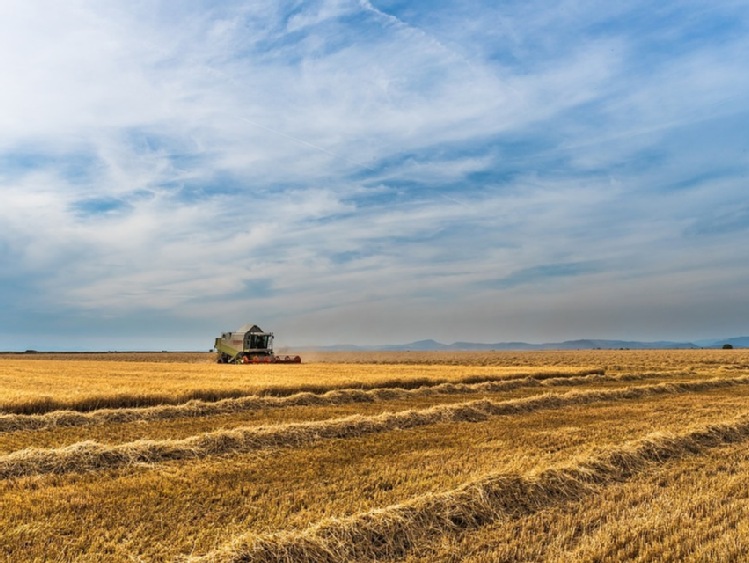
[214, 324, 301, 364]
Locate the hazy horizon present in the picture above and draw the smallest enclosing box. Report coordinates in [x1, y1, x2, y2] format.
[4, 333, 746, 353]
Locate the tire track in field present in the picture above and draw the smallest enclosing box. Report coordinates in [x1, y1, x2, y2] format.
[1, 370, 674, 435]
[188, 411, 749, 563]
[0, 376, 747, 479]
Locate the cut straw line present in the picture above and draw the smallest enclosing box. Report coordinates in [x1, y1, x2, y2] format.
[0, 369, 609, 417]
[1, 370, 678, 435]
[0, 376, 746, 480]
[189, 411, 749, 562]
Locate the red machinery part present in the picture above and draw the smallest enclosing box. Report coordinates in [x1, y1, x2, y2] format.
[240, 354, 301, 364]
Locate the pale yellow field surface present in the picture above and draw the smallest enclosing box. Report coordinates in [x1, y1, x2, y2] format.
[0, 352, 602, 414]
[1, 349, 748, 562]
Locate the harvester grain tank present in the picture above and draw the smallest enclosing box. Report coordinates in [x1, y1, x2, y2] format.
[214, 324, 301, 364]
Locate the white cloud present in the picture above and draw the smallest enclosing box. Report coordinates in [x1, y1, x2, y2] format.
[1, 0, 749, 348]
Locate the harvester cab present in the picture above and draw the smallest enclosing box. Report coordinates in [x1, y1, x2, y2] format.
[215, 324, 301, 364]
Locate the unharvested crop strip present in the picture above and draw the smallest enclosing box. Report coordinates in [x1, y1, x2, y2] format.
[0, 376, 747, 480]
[0, 369, 606, 416]
[1, 370, 680, 435]
[189, 412, 749, 562]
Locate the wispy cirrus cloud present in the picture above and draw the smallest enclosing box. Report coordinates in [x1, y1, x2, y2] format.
[1, 0, 748, 349]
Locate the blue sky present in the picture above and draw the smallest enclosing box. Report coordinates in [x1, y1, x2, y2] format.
[1, 0, 748, 350]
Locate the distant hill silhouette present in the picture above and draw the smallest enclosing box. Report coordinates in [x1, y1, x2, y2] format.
[300, 336, 749, 352]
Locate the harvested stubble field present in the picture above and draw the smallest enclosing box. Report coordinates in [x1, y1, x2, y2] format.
[1, 350, 748, 562]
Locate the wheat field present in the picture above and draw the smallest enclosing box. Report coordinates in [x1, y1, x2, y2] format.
[1, 350, 748, 561]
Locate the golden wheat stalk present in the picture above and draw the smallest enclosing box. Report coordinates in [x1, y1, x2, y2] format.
[0, 375, 747, 479]
[188, 412, 749, 562]
[0, 368, 607, 416]
[1, 370, 681, 435]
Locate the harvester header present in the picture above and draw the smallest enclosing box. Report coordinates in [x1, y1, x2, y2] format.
[215, 324, 301, 364]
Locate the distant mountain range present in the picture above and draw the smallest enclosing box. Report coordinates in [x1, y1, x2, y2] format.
[300, 336, 749, 352]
